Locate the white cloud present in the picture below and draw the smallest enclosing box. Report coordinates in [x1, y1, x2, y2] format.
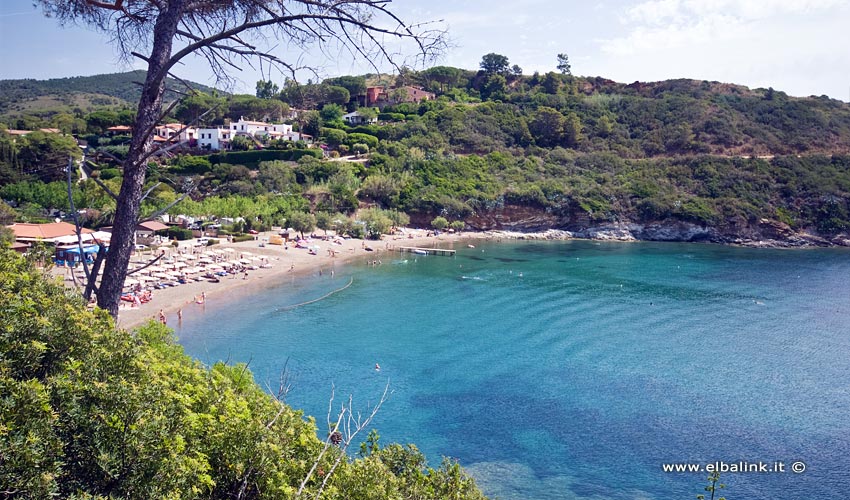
[590, 0, 850, 98]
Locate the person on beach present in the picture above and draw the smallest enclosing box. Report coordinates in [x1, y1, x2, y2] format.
[158, 309, 167, 325]
[177, 308, 183, 321]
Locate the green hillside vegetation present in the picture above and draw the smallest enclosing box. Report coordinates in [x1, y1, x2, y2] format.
[3, 59, 850, 241]
[0, 249, 487, 499]
[0, 70, 220, 122]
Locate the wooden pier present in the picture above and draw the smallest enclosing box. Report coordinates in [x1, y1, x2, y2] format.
[396, 246, 456, 256]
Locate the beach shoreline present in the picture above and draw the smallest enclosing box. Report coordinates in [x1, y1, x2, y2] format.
[115, 229, 476, 330]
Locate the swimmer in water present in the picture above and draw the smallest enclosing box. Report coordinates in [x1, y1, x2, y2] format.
[375, 363, 381, 371]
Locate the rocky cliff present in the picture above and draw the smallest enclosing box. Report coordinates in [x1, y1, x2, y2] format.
[453, 205, 850, 248]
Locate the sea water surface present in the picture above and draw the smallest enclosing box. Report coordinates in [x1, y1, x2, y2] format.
[176, 241, 850, 499]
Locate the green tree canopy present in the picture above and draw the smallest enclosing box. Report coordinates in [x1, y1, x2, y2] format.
[556, 53, 572, 75]
[480, 53, 510, 75]
[0, 250, 488, 499]
[323, 76, 367, 98]
[255, 79, 280, 98]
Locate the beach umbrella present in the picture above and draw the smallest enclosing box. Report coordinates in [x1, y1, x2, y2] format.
[207, 264, 222, 271]
[241, 251, 253, 256]
[250, 256, 262, 262]
[124, 278, 138, 286]
[173, 262, 187, 268]
[239, 259, 251, 264]
[183, 254, 197, 260]
[223, 248, 236, 253]
[147, 265, 165, 272]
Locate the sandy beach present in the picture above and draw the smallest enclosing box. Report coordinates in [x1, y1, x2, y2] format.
[105, 229, 474, 330]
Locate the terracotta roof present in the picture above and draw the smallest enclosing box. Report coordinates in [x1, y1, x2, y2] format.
[107, 125, 132, 131]
[8, 222, 93, 241]
[153, 135, 168, 142]
[6, 129, 31, 135]
[39, 128, 61, 134]
[137, 220, 168, 232]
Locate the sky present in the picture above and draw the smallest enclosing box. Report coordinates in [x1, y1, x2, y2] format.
[0, 0, 848, 101]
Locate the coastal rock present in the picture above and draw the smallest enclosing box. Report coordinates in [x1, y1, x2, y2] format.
[634, 221, 714, 242]
[446, 204, 845, 248]
[573, 224, 637, 241]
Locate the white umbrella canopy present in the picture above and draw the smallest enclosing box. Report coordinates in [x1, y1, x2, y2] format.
[239, 259, 251, 265]
[206, 264, 223, 271]
[123, 278, 138, 286]
[147, 265, 165, 273]
[223, 248, 236, 253]
[241, 251, 253, 256]
[183, 254, 197, 260]
[173, 262, 187, 268]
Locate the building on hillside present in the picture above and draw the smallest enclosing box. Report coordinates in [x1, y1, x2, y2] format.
[363, 85, 436, 107]
[230, 117, 293, 137]
[105, 125, 132, 136]
[394, 86, 436, 103]
[153, 123, 197, 143]
[197, 127, 232, 150]
[342, 111, 377, 125]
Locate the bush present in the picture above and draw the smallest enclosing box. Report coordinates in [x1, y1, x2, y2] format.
[232, 234, 254, 242]
[99, 168, 121, 180]
[450, 220, 466, 232]
[165, 227, 193, 241]
[431, 216, 449, 230]
[346, 132, 379, 150]
[170, 155, 212, 174]
[207, 149, 322, 169]
[207, 238, 219, 246]
[0, 251, 488, 499]
[378, 112, 406, 122]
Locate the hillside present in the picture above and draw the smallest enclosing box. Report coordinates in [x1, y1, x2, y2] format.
[3, 65, 850, 247]
[0, 70, 221, 118]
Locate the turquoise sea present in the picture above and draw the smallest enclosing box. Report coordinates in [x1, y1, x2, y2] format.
[176, 241, 850, 499]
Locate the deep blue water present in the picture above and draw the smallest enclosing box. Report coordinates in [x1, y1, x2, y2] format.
[175, 241, 850, 499]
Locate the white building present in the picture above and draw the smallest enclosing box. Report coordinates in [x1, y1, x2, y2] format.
[197, 128, 232, 150]
[343, 111, 377, 125]
[154, 123, 197, 142]
[230, 117, 293, 137]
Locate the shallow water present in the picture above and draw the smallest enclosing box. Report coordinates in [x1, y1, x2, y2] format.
[176, 240, 850, 499]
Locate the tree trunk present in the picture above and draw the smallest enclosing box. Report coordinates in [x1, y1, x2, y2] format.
[97, 2, 184, 317]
